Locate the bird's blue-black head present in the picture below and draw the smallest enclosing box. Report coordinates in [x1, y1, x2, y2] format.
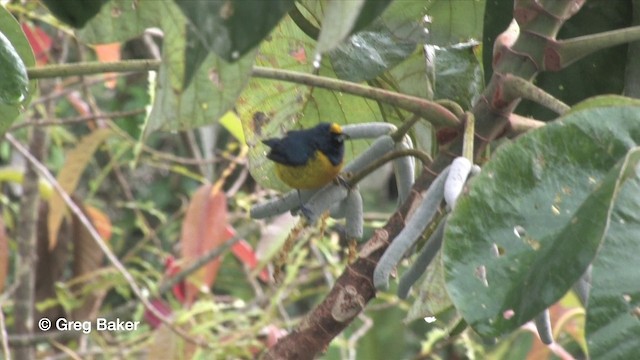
[263, 122, 345, 167]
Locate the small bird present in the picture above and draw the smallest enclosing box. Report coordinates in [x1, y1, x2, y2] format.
[262, 122, 346, 190]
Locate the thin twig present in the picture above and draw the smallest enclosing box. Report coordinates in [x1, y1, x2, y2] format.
[26, 60, 161, 79]
[0, 307, 10, 360]
[5, 134, 214, 350]
[9, 109, 147, 131]
[251, 67, 460, 128]
[347, 314, 373, 360]
[157, 234, 243, 295]
[347, 148, 432, 186]
[27, 61, 460, 128]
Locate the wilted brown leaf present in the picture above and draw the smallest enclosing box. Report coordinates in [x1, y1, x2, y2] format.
[48, 128, 111, 250]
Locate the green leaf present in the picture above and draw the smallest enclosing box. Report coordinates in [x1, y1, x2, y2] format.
[77, 0, 157, 43]
[443, 97, 640, 339]
[434, 45, 483, 110]
[175, 0, 295, 62]
[41, 0, 108, 28]
[0, 31, 28, 105]
[350, 0, 394, 33]
[426, 0, 485, 46]
[238, 15, 316, 191]
[79, 1, 255, 132]
[405, 252, 452, 323]
[586, 153, 640, 358]
[0, 6, 34, 134]
[329, 23, 417, 83]
[315, 0, 366, 55]
[239, 14, 388, 191]
[387, 48, 434, 100]
[147, 48, 256, 132]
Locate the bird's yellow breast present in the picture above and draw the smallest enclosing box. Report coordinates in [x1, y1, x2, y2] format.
[274, 150, 343, 190]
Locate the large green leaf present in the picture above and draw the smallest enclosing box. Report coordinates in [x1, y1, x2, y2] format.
[79, 0, 255, 132]
[405, 251, 452, 323]
[239, 15, 385, 191]
[425, 0, 485, 46]
[329, 23, 417, 83]
[434, 44, 483, 110]
[41, 0, 107, 28]
[586, 158, 640, 358]
[305, 0, 424, 83]
[238, 15, 315, 191]
[0, 6, 34, 134]
[443, 96, 640, 339]
[175, 0, 294, 61]
[315, 0, 365, 55]
[175, 0, 294, 87]
[0, 31, 27, 106]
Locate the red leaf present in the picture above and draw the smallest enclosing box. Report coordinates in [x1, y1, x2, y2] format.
[144, 299, 172, 329]
[93, 43, 121, 89]
[164, 255, 186, 303]
[226, 224, 270, 282]
[230, 238, 270, 282]
[180, 185, 230, 305]
[21, 23, 51, 65]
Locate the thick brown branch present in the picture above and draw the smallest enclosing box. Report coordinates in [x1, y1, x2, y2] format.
[263, 167, 436, 359]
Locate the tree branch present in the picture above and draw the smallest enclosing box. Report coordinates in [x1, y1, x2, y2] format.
[262, 167, 436, 359]
[26, 62, 460, 128]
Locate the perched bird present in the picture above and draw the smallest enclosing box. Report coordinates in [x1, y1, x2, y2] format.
[262, 122, 346, 190]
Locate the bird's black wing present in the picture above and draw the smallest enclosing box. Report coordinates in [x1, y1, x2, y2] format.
[263, 130, 315, 166]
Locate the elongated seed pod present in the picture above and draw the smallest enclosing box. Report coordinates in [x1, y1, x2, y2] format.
[573, 265, 592, 307]
[470, 164, 482, 176]
[397, 216, 447, 299]
[329, 199, 347, 219]
[342, 123, 397, 139]
[374, 166, 450, 291]
[534, 309, 554, 345]
[343, 135, 395, 174]
[393, 138, 415, 204]
[250, 189, 317, 219]
[345, 189, 364, 239]
[444, 157, 472, 209]
[301, 184, 349, 223]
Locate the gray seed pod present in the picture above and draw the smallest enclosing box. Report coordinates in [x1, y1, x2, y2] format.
[301, 185, 349, 223]
[573, 265, 592, 307]
[444, 157, 472, 209]
[329, 199, 347, 219]
[342, 123, 397, 139]
[343, 135, 395, 174]
[397, 216, 447, 299]
[534, 309, 554, 345]
[393, 138, 416, 204]
[345, 189, 364, 239]
[250, 189, 317, 219]
[373, 166, 450, 291]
